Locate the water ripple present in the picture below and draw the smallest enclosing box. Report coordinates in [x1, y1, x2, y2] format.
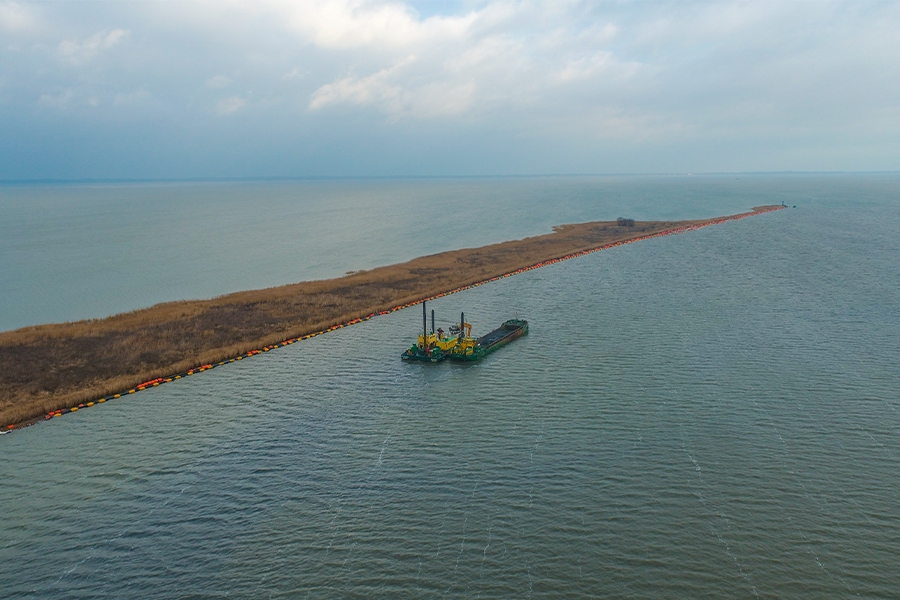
[2, 183, 900, 597]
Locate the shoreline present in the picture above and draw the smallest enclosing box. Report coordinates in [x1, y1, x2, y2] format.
[1, 205, 784, 431]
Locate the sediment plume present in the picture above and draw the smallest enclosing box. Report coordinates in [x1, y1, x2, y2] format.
[0, 206, 783, 430]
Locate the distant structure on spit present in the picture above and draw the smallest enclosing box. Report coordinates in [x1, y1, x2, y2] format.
[617, 217, 636, 227]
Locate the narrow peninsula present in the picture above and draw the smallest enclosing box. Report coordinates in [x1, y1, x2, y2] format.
[0, 206, 783, 429]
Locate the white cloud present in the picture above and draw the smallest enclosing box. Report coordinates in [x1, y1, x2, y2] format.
[405, 80, 475, 118]
[283, 0, 476, 49]
[216, 96, 247, 115]
[557, 52, 614, 82]
[38, 88, 74, 108]
[282, 67, 308, 80]
[310, 59, 475, 119]
[58, 28, 129, 64]
[555, 51, 643, 86]
[5, 0, 900, 174]
[0, 1, 37, 32]
[205, 75, 232, 89]
[309, 57, 412, 112]
[37, 88, 104, 109]
[296, 2, 651, 122]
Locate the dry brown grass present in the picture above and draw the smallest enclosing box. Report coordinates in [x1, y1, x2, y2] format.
[0, 207, 781, 427]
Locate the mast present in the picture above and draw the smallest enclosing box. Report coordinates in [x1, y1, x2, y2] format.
[431, 309, 435, 335]
[423, 302, 428, 346]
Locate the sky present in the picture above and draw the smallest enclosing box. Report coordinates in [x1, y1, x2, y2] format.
[1, 0, 899, 179]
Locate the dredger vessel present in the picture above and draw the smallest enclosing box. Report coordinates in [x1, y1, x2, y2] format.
[401, 302, 527, 362]
[400, 302, 460, 362]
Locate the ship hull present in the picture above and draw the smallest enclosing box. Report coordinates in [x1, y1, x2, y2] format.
[401, 347, 449, 362]
[450, 319, 528, 361]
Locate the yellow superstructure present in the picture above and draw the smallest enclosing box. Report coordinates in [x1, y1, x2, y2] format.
[452, 335, 479, 358]
[417, 332, 459, 352]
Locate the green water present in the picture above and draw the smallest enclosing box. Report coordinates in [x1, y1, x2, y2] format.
[1, 175, 899, 597]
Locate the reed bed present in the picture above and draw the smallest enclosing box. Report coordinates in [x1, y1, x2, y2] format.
[0, 209, 778, 427]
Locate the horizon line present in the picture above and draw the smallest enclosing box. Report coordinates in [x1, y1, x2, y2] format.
[2, 170, 899, 185]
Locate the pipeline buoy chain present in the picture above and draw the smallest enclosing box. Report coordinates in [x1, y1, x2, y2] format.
[23, 207, 782, 430]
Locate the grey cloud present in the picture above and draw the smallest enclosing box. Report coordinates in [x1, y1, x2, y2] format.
[0, 0, 898, 179]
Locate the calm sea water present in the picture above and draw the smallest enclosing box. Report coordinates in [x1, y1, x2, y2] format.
[0, 174, 856, 332]
[1, 175, 899, 598]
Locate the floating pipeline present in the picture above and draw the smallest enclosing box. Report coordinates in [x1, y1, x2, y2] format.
[5, 206, 784, 432]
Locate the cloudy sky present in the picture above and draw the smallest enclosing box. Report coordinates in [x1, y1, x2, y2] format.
[1, 0, 898, 179]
